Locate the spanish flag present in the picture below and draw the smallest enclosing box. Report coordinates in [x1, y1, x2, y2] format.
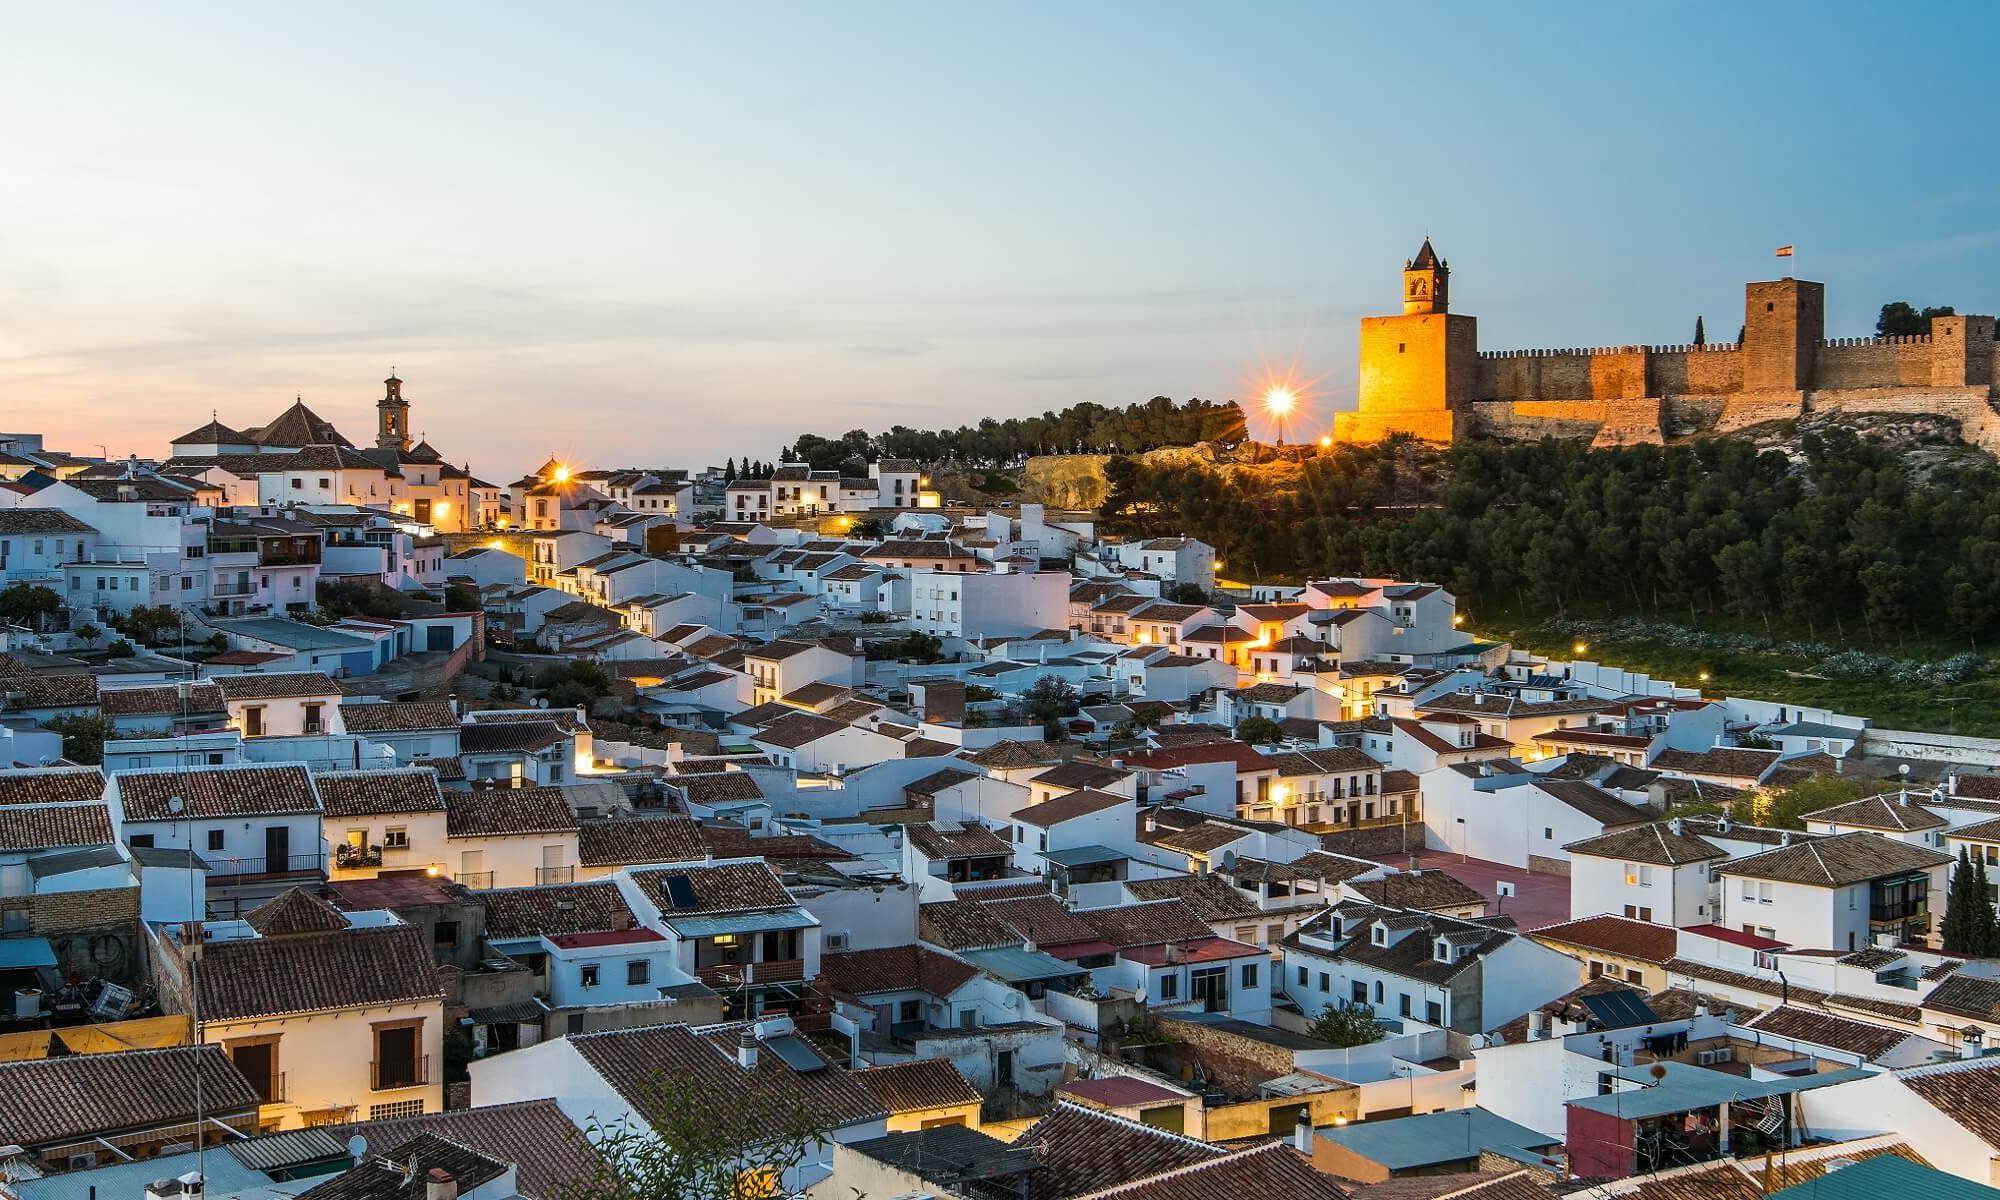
[1775, 245, 1794, 257]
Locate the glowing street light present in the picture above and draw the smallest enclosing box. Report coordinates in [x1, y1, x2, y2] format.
[552, 464, 572, 484]
[1573, 641, 1590, 656]
[1263, 386, 1296, 445]
[1319, 434, 1332, 450]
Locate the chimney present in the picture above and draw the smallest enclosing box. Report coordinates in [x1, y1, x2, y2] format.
[737, 1027, 760, 1070]
[1780, 831, 1793, 847]
[1669, 817, 1683, 837]
[1293, 1107, 1314, 1154]
[1528, 1009, 1547, 1040]
[1961, 1027, 1985, 1060]
[425, 1169, 459, 1200]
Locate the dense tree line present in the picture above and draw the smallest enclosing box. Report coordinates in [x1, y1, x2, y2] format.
[780, 396, 1246, 470]
[1101, 426, 2000, 645]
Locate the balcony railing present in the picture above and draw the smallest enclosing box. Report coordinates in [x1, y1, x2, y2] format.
[457, 871, 495, 890]
[253, 1072, 287, 1104]
[371, 1056, 430, 1091]
[212, 583, 257, 598]
[335, 845, 385, 869]
[535, 865, 576, 885]
[696, 959, 805, 989]
[1871, 903, 1928, 925]
[206, 852, 327, 881]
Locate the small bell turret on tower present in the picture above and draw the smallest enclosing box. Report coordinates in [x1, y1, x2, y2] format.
[377, 372, 412, 453]
[1403, 238, 1449, 315]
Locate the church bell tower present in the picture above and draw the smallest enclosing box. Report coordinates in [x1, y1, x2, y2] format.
[377, 373, 411, 453]
[1403, 238, 1449, 315]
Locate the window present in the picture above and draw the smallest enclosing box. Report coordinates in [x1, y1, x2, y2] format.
[1425, 1000, 1443, 1025]
[1373, 981, 1384, 1004]
[1241, 962, 1258, 989]
[1296, 966, 1308, 987]
[130, 834, 155, 849]
[627, 960, 651, 986]
[1234, 925, 1257, 943]
[384, 826, 408, 849]
[580, 964, 601, 988]
[433, 920, 460, 949]
[206, 829, 225, 851]
[1351, 981, 1367, 1004]
[1544, 827, 1554, 840]
[899, 999, 921, 1022]
[1398, 994, 1412, 1017]
[1159, 975, 1179, 1001]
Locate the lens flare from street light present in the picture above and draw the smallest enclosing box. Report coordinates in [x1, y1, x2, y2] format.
[1264, 386, 1296, 415]
[1319, 435, 1332, 449]
[552, 464, 572, 484]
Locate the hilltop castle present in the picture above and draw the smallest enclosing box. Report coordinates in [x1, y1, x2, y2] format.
[1333, 240, 2000, 448]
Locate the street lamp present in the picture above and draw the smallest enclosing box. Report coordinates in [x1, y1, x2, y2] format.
[1263, 387, 1296, 446]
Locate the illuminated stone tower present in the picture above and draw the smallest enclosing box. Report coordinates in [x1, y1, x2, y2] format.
[1335, 239, 1478, 443]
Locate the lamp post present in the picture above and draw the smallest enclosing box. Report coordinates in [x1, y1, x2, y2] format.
[1263, 387, 1295, 446]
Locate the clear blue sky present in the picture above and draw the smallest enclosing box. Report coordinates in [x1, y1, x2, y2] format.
[3, 2, 1995, 473]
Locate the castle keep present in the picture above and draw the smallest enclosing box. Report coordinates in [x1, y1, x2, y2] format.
[1333, 240, 2000, 448]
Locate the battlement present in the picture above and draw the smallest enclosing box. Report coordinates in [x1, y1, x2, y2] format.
[1821, 334, 1931, 347]
[1479, 342, 1741, 360]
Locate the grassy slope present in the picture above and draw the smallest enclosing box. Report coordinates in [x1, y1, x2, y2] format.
[1488, 612, 2000, 737]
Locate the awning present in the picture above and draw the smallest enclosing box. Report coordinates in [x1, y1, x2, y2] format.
[667, 910, 819, 939]
[1041, 845, 1127, 868]
[0, 938, 57, 970]
[960, 946, 1088, 983]
[56, 1014, 192, 1054]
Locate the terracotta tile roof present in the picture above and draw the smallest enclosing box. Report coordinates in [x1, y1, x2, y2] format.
[1901, 1058, 2000, 1149]
[1564, 821, 1727, 865]
[1535, 779, 1654, 827]
[1301, 910, 1514, 987]
[675, 771, 765, 805]
[0, 1045, 260, 1146]
[326, 1098, 603, 1200]
[1530, 914, 1677, 963]
[1487, 978, 1649, 1042]
[569, 1022, 885, 1140]
[751, 712, 849, 749]
[480, 882, 637, 938]
[1743, 1006, 1911, 1059]
[631, 860, 795, 915]
[699, 826, 851, 863]
[4, 669, 99, 709]
[852, 1059, 982, 1114]
[577, 817, 707, 868]
[1347, 871, 1487, 913]
[919, 899, 1023, 951]
[116, 763, 319, 821]
[338, 700, 461, 732]
[213, 671, 342, 700]
[902, 737, 958, 758]
[961, 739, 1079, 769]
[1070, 1140, 1351, 1200]
[819, 945, 978, 999]
[1805, 793, 1948, 832]
[1013, 788, 1129, 828]
[1267, 747, 1383, 776]
[0, 801, 117, 850]
[459, 720, 567, 754]
[906, 819, 1011, 860]
[0, 766, 103, 807]
[1720, 830, 1950, 888]
[1014, 1102, 1226, 1200]
[246, 887, 354, 936]
[1921, 975, 2000, 1023]
[1123, 873, 1262, 922]
[1149, 821, 1252, 855]
[296, 1132, 509, 1200]
[195, 923, 444, 1020]
[446, 787, 580, 837]
[1650, 746, 1779, 781]
[99, 682, 226, 718]
[905, 767, 982, 798]
[1030, 760, 1133, 792]
[315, 767, 447, 817]
[1079, 899, 1217, 948]
[983, 894, 1106, 946]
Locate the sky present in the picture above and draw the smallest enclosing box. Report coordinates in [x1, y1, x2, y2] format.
[3, 2, 1997, 478]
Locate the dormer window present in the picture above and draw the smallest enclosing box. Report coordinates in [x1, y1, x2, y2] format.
[1372, 924, 1387, 946]
[1434, 939, 1451, 963]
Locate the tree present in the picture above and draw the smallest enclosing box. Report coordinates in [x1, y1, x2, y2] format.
[1693, 315, 1706, 347]
[1943, 850, 1987, 954]
[41, 713, 111, 765]
[724, 457, 737, 482]
[444, 582, 482, 613]
[0, 583, 62, 630]
[1974, 856, 2000, 958]
[1306, 1001, 1385, 1048]
[1022, 677, 1081, 738]
[1877, 301, 1955, 337]
[73, 623, 103, 650]
[1163, 582, 1208, 605]
[1235, 715, 1284, 745]
[1709, 774, 1867, 831]
[104, 638, 136, 658]
[554, 1066, 840, 1200]
[533, 661, 614, 711]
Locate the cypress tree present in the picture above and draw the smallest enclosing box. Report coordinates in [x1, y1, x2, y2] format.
[1943, 850, 1979, 953]
[1974, 856, 2000, 957]
[1694, 316, 1706, 346]
[724, 457, 736, 482]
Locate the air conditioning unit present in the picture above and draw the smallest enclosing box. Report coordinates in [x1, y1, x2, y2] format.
[1697, 1047, 1735, 1065]
[825, 933, 850, 952]
[67, 1153, 98, 1170]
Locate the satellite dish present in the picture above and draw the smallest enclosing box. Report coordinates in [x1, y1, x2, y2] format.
[167, 796, 185, 815]
[345, 1135, 368, 1164]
